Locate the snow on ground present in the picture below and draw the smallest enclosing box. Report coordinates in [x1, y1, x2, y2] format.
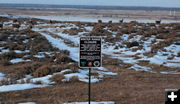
[32, 18, 180, 69]
[0, 73, 5, 81]
[63, 69, 107, 83]
[102, 34, 180, 70]
[57, 32, 80, 46]
[36, 24, 180, 73]
[0, 83, 48, 92]
[160, 71, 180, 74]
[129, 64, 151, 71]
[17, 69, 70, 84]
[1, 13, 179, 24]
[10, 58, 32, 64]
[18, 102, 36, 104]
[40, 32, 79, 61]
[139, 44, 180, 68]
[64, 101, 115, 104]
[34, 54, 45, 58]
[39, 32, 118, 75]
[14, 50, 30, 53]
[19, 15, 180, 23]
[19, 68, 117, 84]
[0, 48, 10, 54]
[32, 17, 180, 73]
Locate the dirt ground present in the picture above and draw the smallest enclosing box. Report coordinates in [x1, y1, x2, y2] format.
[0, 58, 180, 104]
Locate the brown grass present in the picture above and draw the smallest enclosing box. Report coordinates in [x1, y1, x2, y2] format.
[33, 64, 51, 77]
[69, 76, 79, 82]
[50, 74, 65, 84]
[1, 17, 180, 104]
[126, 41, 139, 48]
[55, 54, 74, 64]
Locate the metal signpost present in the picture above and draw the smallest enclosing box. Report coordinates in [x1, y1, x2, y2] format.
[79, 36, 102, 104]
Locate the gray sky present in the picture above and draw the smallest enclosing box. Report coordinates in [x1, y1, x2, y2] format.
[0, 0, 180, 8]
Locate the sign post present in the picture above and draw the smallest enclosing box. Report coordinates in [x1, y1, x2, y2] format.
[79, 36, 102, 104]
[88, 68, 91, 104]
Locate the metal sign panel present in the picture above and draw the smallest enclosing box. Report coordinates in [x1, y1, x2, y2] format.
[79, 36, 102, 68]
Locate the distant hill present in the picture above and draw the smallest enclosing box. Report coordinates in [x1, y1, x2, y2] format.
[0, 3, 180, 11]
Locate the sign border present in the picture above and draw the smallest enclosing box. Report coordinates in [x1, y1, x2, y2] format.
[79, 36, 102, 68]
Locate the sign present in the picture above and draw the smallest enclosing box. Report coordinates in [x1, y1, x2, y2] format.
[79, 36, 102, 68]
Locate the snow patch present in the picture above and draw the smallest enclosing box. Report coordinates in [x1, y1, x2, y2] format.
[129, 64, 151, 71]
[0, 84, 48, 92]
[0, 73, 5, 81]
[18, 102, 36, 104]
[10, 58, 31, 64]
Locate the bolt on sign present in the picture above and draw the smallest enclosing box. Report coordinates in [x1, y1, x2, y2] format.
[79, 36, 102, 68]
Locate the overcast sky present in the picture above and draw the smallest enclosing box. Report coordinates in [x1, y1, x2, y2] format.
[0, 0, 180, 8]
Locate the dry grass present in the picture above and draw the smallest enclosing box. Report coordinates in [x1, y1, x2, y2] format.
[69, 76, 79, 82]
[1, 64, 180, 104]
[55, 54, 74, 64]
[50, 74, 65, 84]
[126, 41, 139, 48]
[33, 64, 52, 77]
[1, 17, 180, 104]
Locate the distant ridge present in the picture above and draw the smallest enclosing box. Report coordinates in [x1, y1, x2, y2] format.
[0, 3, 180, 11]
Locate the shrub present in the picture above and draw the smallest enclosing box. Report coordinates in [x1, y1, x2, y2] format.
[119, 19, 123, 23]
[104, 35, 119, 43]
[63, 70, 73, 75]
[12, 24, 20, 28]
[24, 62, 42, 75]
[0, 59, 12, 66]
[127, 26, 137, 33]
[178, 52, 180, 57]
[31, 35, 55, 53]
[167, 55, 175, 60]
[5, 101, 16, 104]
[26, 78, 31, 83]
[90, 24, 112, 36]
[108, 20, 112, 24]
[0, 33, 9, 41]
[155, 20, 161, 24]
[10, 68, 26, 80]
[62, 28, 80, 35]
[20, 79, 25, 84]
[120, 28, 129, 34]
[69, 76, 79, 82]
[33, 65, 52, 77]
[126, 41, 139, 48]
[98, 20, 102, 23]
[55, 54, 73, 64]
[156, 33, 168, 39]
[109, 24, 119, 32]
[144, 33, 152, 37]
[116, 31, 123, 37]
[173, 24, 180, 30]
[50, 74, 65, 84]
[0, 78, 9, 85]
[69, 64, 79, 73]
[0, 23, 3, 28]
[34, 80, 43, 84]
[137, 30, 144, 35]
[61, 50, 70, 55]
[128, 34, 136, 40]
[12, 44, 25, 51]
[140, 35, 145, 41]
[0, 51, 18, 60]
